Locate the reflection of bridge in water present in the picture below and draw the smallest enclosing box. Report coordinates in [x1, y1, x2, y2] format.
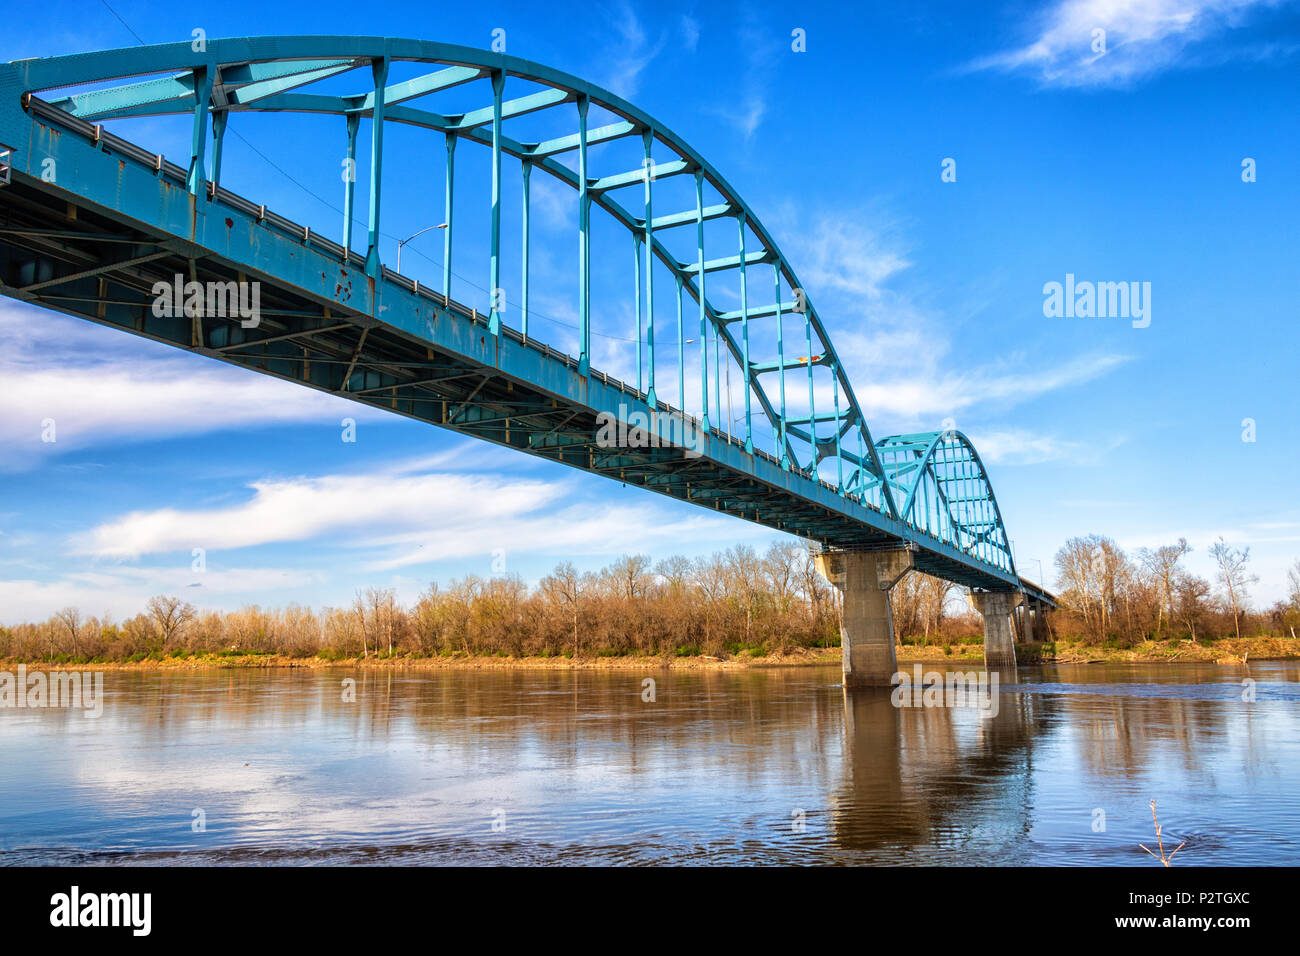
[13, 666, 1286, 864]
[0, 37, 1055, 687]
[833, 682, 1052, 858]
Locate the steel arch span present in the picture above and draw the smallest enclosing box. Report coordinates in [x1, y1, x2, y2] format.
[0, 36, 1054, 605]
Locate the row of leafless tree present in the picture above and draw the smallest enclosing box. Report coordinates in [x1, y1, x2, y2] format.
[0, 544, 839, 661]
[1051, 534, 1299, 645]
[3, 537, 1297, 661]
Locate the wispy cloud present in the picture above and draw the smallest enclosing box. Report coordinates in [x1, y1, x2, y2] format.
[789, 213, 912, 301]
[851, 351, 1132, 423]
[967, 0, 1287, 88]
[704, 16, 779, 142]
[596, 1, 666, 98]
[681, 14, 701, 53]
[776, 206, 1130, 429]
[0, 565, 326, 624]
[70, 450, 754, 566]
[0, 303, 381, 471]
[732, 95, 767, 141]
[966, 427, 1120, 466]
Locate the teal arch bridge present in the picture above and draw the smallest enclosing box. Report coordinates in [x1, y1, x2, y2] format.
[0, 37, 1055, 686]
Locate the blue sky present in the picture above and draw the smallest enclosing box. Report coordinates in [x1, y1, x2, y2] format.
[2, 0, 1298, 620]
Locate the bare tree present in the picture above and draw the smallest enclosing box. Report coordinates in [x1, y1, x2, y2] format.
[540, 562, 583, 657]
[889, 572, 922, 642]
[607, 554, 653, 601]
[917, 575, 955, 642]
[1209, 538, 1257, 640]
[797, 545, 831, 624]
[54, 606, 82, 657]
[762, 542, 801, 612]
[725, 545, 765, 645]
[146, 595, 196, 649]
[1138, 538, 1190, 637]
[655, 555, 693, 596]
[354, 587, 398, 656]
[1055, 536, 1107, 643]
[412, 582, 445, 655]
[352, 590, 370, 658]
[1173, 571, 1212, 641]
[693, 552, 730, 650]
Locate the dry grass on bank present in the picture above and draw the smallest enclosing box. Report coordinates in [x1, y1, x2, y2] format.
[8, 636, 1297, 672]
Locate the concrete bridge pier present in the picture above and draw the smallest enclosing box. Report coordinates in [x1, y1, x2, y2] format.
[815, 547, 913, 689]
[970, 590, 1023, 675]
[1018, 598, 1041, 643]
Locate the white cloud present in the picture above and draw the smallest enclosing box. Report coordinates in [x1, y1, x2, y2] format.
[968, 0, 1284, 88]
[70, 447, 758, 563]
[774, 206, 1129, 428]
[74, 469, 566, 559]
[3, 437, 773, 619]
[852, 351, 1131, 422]
[793, 214, 912, 301]
[0, 564, 324, 623]
[964, 427, 1109, 466]
[529, 174, 577, 232]
[0, 302, 383, 471]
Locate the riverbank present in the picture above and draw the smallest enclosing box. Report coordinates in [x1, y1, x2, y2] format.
[1, 647, 838, 671]
[4, 635, 1297, 670]
[903, 636, 1300, 664]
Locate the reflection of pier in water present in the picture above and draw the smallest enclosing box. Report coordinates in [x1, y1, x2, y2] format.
[831, 676, 1059, 859]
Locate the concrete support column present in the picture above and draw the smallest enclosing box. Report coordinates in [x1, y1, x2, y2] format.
[970, 590, 1023, 673]
[815, 548, 913, 689]
[1013, 602, 1028, 642]
[1022, 600, 1038, 642]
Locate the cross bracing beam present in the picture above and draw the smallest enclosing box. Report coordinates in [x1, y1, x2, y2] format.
[447, 87, 571, 129]
[589, 159, 690, 192]
[646, 203, 732, 230]
[525, 120, 637, 157]
[680, 250, 771, 274]
[750, 356, 827, 373]
[785, 412, 851, 427]
[718, 300, 797, 322]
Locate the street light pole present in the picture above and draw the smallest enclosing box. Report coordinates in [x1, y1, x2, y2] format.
[396, 223, 445, 274]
